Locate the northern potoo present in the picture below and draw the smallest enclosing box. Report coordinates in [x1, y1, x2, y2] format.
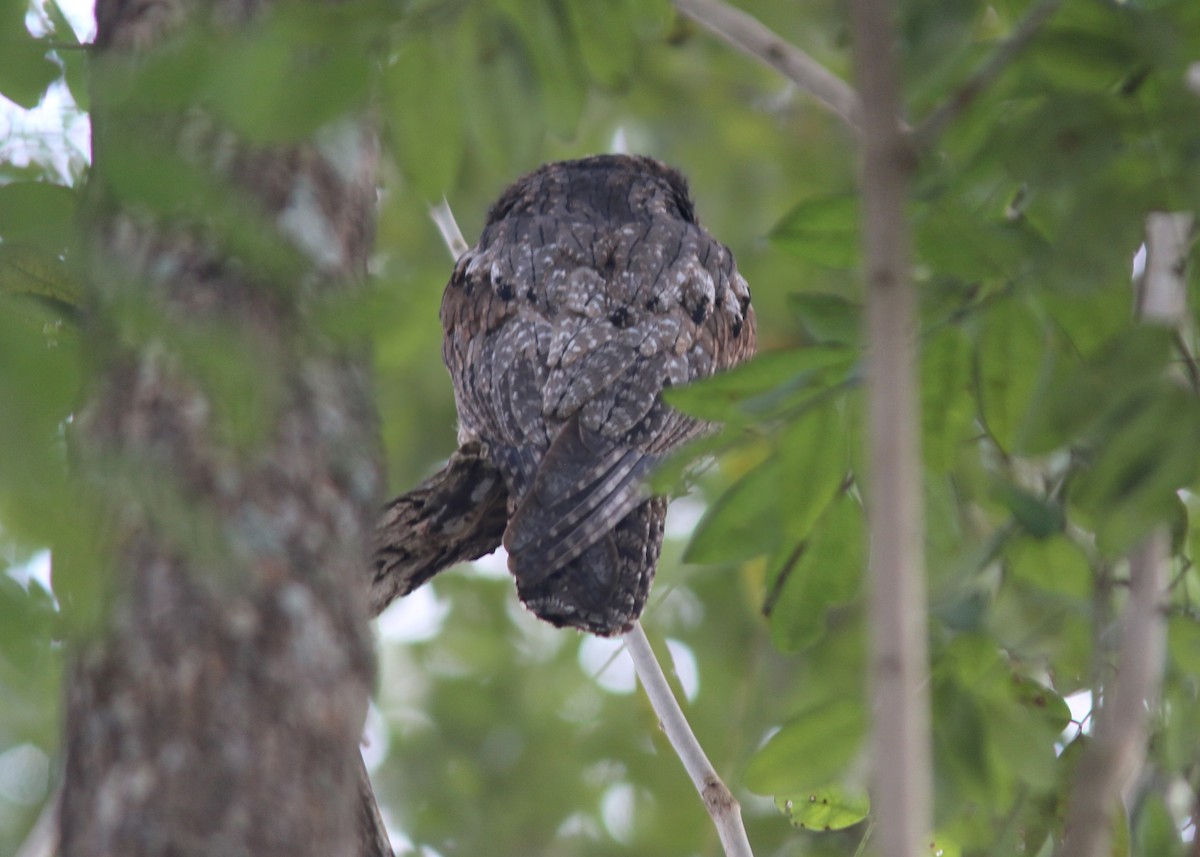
[440, 155, 756, 635]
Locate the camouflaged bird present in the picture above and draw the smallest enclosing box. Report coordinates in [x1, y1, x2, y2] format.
[440, 155, 756, 635]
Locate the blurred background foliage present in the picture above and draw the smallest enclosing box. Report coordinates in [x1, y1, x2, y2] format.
[3, 0, 1200, 855]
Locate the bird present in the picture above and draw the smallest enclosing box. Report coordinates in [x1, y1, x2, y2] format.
[440, 154, 756, 635]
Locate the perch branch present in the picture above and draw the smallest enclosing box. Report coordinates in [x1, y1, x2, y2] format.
[624, 622, 753, 857]
[429, 198, 469, 261]
[911, 0, 1061, 150]
[850, 1, 931, 856]
[372, 441, 508, 617]
[673, 0, 861, 132]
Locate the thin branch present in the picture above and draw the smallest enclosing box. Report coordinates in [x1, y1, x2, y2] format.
[849, 1, 931, 857]
[624, 622, 753, 857]
[1058, 531, 1168, 857]
[1136, 212, 1195, 324]
[1058, 211, 1190, 857]
[429, 198, 469, 260]
[911, 0, 1062, 151]
[673, 0, 861, 132]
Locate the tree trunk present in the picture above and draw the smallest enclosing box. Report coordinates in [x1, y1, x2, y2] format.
[60, 0, 386, 854]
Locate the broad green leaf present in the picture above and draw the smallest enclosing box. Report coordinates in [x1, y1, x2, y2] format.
[788, 292, 861, 345]
[1071, 383, 1200, 555]
[769, 195, 860, 269]
[974, 296, 1045, 454]
[774, 786, 869, 832]
[0, 182, 77, 251]
[459, 11, 543, 174]
[495, 0, 587, 137]
[1135, 794, 1183, 857]
[915, 199, 1047, 281]
[743, 696, 867, 795]
[0, 30, 57, 109]
[1021, 326, 1172, 455]
[1007, 535, 1091, 600]
[921, 325, 973, 472]
[663, 347, 856, 423]
[205, 10, 373, 142]
[768, 494, 863, 653]
[1166, 614, 1200, 675]
[0, 245, 80, 310]
[684, 457, 780, 564]
[1028, 28, 1139, 92]
[777, 403, 847, 541]
[563, 0, 637, 88]
[992, 480, 1065, 539]
[386, 29, 465, 197]
[934, 635, 1064, 798]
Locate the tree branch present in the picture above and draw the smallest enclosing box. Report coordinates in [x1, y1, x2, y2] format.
[673, 0, 861, 132]
[849, 1, 931, 856]
[371, 441, 508, 617]
[1058, 531, 1168, 857]
[910, 0, 1062, 151]
[1058, 211, 1190, 857]
[428, 198, 469, 261]
[624, 622, 753, 857]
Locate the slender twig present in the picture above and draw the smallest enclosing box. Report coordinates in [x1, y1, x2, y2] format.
[1058, 532, 1168, 857]
[624, 622, 753, 857]
[911, 0, 1062, 150]
[429, 198, 469, 260]
[673, 0, 861, 132]
[849, 1, 931, 857]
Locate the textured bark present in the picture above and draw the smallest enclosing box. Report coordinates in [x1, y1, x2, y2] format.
[62, 0, 387, 854]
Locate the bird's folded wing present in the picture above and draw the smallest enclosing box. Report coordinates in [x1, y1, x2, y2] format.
[503, 415, 656, 588]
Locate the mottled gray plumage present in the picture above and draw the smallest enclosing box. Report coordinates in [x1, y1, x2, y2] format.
[441, 155, 756, 635]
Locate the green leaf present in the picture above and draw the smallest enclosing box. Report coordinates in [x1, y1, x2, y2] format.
[1028, 28, 1140, 92]
[1167, 614, 1200, 675]
[788, 292, 861, 345]
[777, 404, 847, 537]
[386, 29, 465, 197]
[767, 494, 863, 653]
[204, 9, 373, 142]
[0, 244, 81, 310]
[0, 20, 58, 109]
[495, 0, 587, 137]
[1007, 535, 1091, 600]
[663, 347, 856, 423]
[774, 786, 869, 832]
[992, 481, 1065, 539]
[921, 325, 973, 472]
[459, 10, 543, 174]
[743, 696, 867, 796]
[1134, 793, 1183, 857]
[1021, 326, 1172, 455]
[769, 194, 860, 269]
[684, 457, 780, 564]
[0, 182, 77, 251]
[1070, 383, 1200, 556]
[915, 200, 1048, 282]
[563, 0, 637, 88]
[974, 296, 1046, 454]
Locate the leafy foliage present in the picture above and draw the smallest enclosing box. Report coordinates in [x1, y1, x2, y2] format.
[5, 0, 1200, 855]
